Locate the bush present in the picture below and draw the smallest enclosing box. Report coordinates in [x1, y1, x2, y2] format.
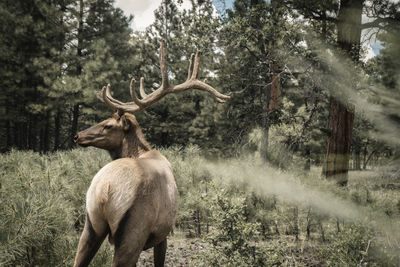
[0, 148, 110, 266]
[199, 187, 286, 266]
[319, 224, 374, 267]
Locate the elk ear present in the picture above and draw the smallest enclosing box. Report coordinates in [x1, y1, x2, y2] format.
[121, 115, 131, 131]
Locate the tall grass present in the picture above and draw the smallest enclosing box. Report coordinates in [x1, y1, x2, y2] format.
[0, 148, 109, 266]
[0, 147, 399, 266]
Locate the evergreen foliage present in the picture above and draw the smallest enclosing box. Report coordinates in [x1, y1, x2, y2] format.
[0, 0, 398, 165]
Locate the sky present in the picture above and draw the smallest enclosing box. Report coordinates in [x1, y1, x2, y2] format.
[114, 0, 235, 30]
[114, 0, 379, 60]
[115, 0, 192, 31]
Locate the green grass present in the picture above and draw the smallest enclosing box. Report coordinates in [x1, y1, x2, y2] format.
[0, 148, 399, 266]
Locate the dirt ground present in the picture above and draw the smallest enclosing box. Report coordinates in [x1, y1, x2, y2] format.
[137, 235, 206, 266]
[136, 233, 325, 266]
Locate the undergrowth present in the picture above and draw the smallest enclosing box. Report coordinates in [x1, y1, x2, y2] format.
[0, 147, 399, 266]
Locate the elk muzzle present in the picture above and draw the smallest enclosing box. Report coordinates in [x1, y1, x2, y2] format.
[74, 132, 91, 147]
[74, 127, 103, 147]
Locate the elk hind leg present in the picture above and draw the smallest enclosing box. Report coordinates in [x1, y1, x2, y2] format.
[73, 214, 108, 267]
[112, 206, 150, 267]
[154, 238, 167, 267]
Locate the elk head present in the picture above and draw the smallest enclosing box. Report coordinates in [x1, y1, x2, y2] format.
[74, 112, 136, 149]
[74, 40, 230, 158]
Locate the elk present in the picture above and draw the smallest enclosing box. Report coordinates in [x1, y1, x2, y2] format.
[73, 41, 230, 267]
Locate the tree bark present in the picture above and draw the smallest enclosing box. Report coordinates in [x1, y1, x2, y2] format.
[69, 0, 84, 148]
[54, 109, 61, 150]
[5, 104, 13, 150]
[261, 83, 270, 161]
[43, 111, 51, 152]
[364, 149, 377, 169]
[323, 98, 354, 185]
[27, 114, 35, 151]
[323, 0, 363, 185]
[363, 142, 368, 169]
[261, 0, 281, 160]
[5, 120, 11, 151]
[14, 122, 20, 149]
[354, 144, 361, 170]
[70, 104, 79, 148]
[304, 146, 311, 171]
[269, 61, 280, 112]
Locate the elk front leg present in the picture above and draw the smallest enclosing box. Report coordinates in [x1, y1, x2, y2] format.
[154, 238, 167, 267]
[73, 215, 108, 267]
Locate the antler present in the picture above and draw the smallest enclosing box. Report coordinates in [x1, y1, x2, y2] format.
[98, 40, 230, 113]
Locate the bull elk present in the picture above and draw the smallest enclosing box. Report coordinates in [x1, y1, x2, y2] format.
[73, 41, 229, 267]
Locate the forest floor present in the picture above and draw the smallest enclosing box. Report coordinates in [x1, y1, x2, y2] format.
[137, 232, 326, 266]
[137, 233, 206, 266]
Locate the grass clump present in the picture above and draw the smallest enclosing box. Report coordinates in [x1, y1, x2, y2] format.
[0, 148, 110, 266]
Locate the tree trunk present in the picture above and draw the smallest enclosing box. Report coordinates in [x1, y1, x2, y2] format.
[23, 121, 29, 150]
[337, 0, 363, 62]
[43, 111, 51, 152]
[304, 146, 311, 171]
[323, 0, 363, 185]
[69, 0, 84, 148]
[14, 122, 20, 149]
[5, 120, 12, 151]
[27, 114, 35, 150]
[5, 104, 13, 151]
[261, 84, 270, 160]
[196, 209, 201, 236]
[269, 61, 280, 112]
[365, 149, 377, 169]
[363, 142, 368, 169]
[323, 98, 354, 185]
[70, 104, 79, 148]
[261, 0, 281, 161]
[54, 109, 61, 150]
[354, 144, 361, 170]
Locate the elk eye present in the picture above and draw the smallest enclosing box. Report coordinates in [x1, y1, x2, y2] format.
[104, 125, 113, 130]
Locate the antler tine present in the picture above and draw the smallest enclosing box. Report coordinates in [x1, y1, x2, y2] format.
[129, 78, 145, 106]
[102, 84, 140, 113]
[172, 79, 230, 103]
[160, 40, 169, 89]
[191, 51, 200, 79]
[171, 49, 230, 102]
[187, 53, 195, 81]
[101, 84, 118, 110]
[139, 77, 147, 98]
[97, 85, 125, 106]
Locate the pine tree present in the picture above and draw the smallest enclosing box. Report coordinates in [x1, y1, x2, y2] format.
[0, 0, 135, 151]
[136, 0, 223, 148]
[289, 0, 400, 185]
[0, 0, 69, 151]
[216, 0, 297, 156]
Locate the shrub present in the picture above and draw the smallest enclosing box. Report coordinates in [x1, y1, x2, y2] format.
[199, 188, 286, 266]
[319, 224, 374, 267]
[0, 148, 110, 266]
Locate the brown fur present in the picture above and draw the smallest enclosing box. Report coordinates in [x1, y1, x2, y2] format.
[75, 113, 150, 159]
[73, 113, 178, 267]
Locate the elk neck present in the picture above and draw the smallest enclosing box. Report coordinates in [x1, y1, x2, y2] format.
[109, 126, 151, 160]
